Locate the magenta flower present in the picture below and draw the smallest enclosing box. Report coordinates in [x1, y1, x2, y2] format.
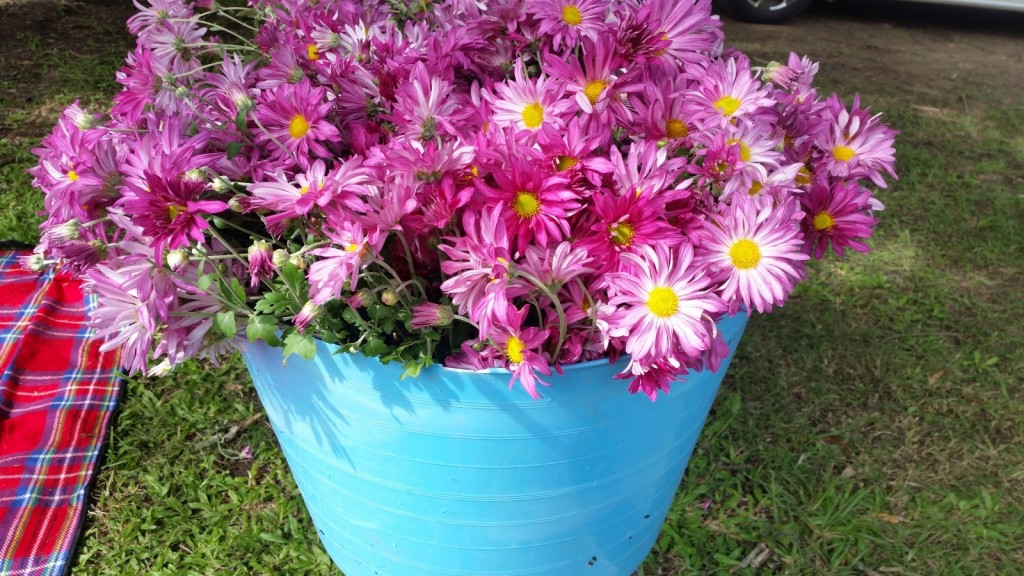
[439, 207, 514, 339]
[800, 180, 878, 259]
[814, 94, 898, 188]
[684, 55, 777, 132]
[308, 219, 383, 304]
[529, 0, 607, 50]
[489, 63, 574, 135]
[606, 243, 726, 363]
[577, 188, 682, 272]
[84, 262, 160, 375]
[475, 142, 580, 254]
[489, 306, 553, 399]
[120, 171, 228, 256]
[696, 197, 809, 314]
[253, 79, 341, 169]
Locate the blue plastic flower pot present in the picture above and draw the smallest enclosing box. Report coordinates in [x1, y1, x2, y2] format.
[241, 311, 749, 576]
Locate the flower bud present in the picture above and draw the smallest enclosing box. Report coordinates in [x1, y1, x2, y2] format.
[228, 196, 245, 213]
[347, 289, 375, 309]
[294, 301, 322, 333]
[24, 253, 49, 272]
[411, 302, 454, 329]
[183, 168, 206, 183]
[211, 175, 233, 193]
[234, 94, 254, 114]
[166, 248, 190, 271]
[380, 289, 400, 306]
[175, 85, 191, 100]
[272, 249, 290, 268]
[47, 219, 81, 243]
[289, 253, 307, 270]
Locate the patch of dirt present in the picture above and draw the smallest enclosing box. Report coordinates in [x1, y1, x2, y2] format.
[0, 0, 136, 138]
[720, 0, 1024, 114]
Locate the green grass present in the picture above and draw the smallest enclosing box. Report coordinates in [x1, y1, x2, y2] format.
[0, 4, 1022, 576]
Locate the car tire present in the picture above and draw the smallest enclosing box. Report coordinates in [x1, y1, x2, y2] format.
[714, 0, 815, 24]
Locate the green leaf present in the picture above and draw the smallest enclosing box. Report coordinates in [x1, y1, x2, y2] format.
[279, 263, 306, 291]
[366, 303, 392, 322]
[226, 141, 243, 159]
[214, 311, 236, 339]
[246, 315, 280, 346]
[283, 332, 316, 360]
[197, 274, 215, 292]
[227, 277, 247, 307]
[362, 337, 389, 357]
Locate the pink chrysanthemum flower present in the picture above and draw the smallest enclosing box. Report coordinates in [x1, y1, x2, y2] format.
[253, 79, 340, 169]
[632, 75, 696, 145]
[529, 0, 606, 50]
[112, 47, 181, 123]
[696, 197, 809, 314]
[84, 262, 159, 375]
[615, 358, 684, 401]
[474, 146, 580, 254]
[647, 0, 723, 67]
[120, 171, 228, 256]
[800, 180, 878, 259]
[386, 63, 470, 143]
[537, 118, 614, 187]
[439, 207, 514, 339]
[488, 305, 553, 399]
[606, 243, 726, 363]
[577, 188, 682, 273]
[411, 302, 455, 329]
[693, 123, 783, 201]
[684, 55, 777, 132]
[544, 36, 623, 117]
[307, 219, 383, 304]
[489, 63, 574, 135]
[515, 241, 594, 293]
[814, 94, 898, 188]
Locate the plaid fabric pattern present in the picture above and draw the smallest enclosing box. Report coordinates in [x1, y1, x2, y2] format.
[0, 251, 122, 576]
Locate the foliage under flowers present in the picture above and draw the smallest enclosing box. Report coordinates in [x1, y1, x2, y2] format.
[29, 0, 896, 400]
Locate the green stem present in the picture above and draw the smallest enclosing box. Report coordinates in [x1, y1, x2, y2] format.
[516, 270, 568, 361]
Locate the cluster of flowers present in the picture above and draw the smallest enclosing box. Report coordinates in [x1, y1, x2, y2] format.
[30, 0, 896, 399]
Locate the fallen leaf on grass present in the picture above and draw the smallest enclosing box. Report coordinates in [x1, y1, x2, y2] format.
[928, 370, 944, 385]
[872, 513, 906, 524]
[821, 435, 853, 458]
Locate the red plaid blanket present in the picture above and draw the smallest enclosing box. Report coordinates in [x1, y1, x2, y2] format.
[0, 250, 122, 576]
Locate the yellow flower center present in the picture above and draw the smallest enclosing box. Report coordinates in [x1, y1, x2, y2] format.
[505, 335, 526, 364]
[345, 242, 361, 252]
[646, 286, 679, 319]
[66, 170, 79, 182]
[561, 4, 583, 26]
[609, 221, 635, 247]
[748, 181, 763, 196]
[583, 80, 607, 105]
[289, 114, 310, 139]
[512, 191, 542, 218]
[653, 33, 669, 57]
[521, 102, 544, 129]
[299, 185, 310, 195]
[167, 203, 187, 221]
[470, 165, 479, 178]
[555, 155, 578, 171]
[796, 165, 813, 186]
[728, 239, 761, 270]
[813, 211, 835, 231]
[713, 95, 742, 117]
[665, 118, 688, 139]
[833, 145, 856, 162]
[727, 138, 751, 162]
[306, 43, 319, 61]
